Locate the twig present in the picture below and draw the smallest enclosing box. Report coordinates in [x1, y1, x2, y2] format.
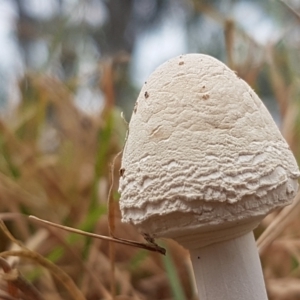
[29, 216, 166, 255]
[107, 151, 123, 300]
[107, 151, 122, 237]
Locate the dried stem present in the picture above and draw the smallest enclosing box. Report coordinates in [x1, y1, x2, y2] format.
[224, 19, 235, 69]
[29, 216, 166, 255]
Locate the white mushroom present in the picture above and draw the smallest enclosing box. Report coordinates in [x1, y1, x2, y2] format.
[118, 54, 300, 300]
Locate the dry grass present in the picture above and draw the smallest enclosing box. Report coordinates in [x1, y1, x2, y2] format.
[0, 2, 300, 299]
[0, 68, 194, 300]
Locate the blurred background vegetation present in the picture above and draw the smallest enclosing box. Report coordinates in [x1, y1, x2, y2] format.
[0, 0, 300, 299]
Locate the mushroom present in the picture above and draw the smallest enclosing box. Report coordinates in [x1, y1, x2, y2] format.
[118, 54, 300, 300]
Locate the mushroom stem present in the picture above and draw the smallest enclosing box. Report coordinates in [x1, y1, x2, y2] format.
[189, 232, 268, 300]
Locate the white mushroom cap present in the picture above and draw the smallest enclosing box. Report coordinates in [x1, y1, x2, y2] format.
[119, 54, 300, 249]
